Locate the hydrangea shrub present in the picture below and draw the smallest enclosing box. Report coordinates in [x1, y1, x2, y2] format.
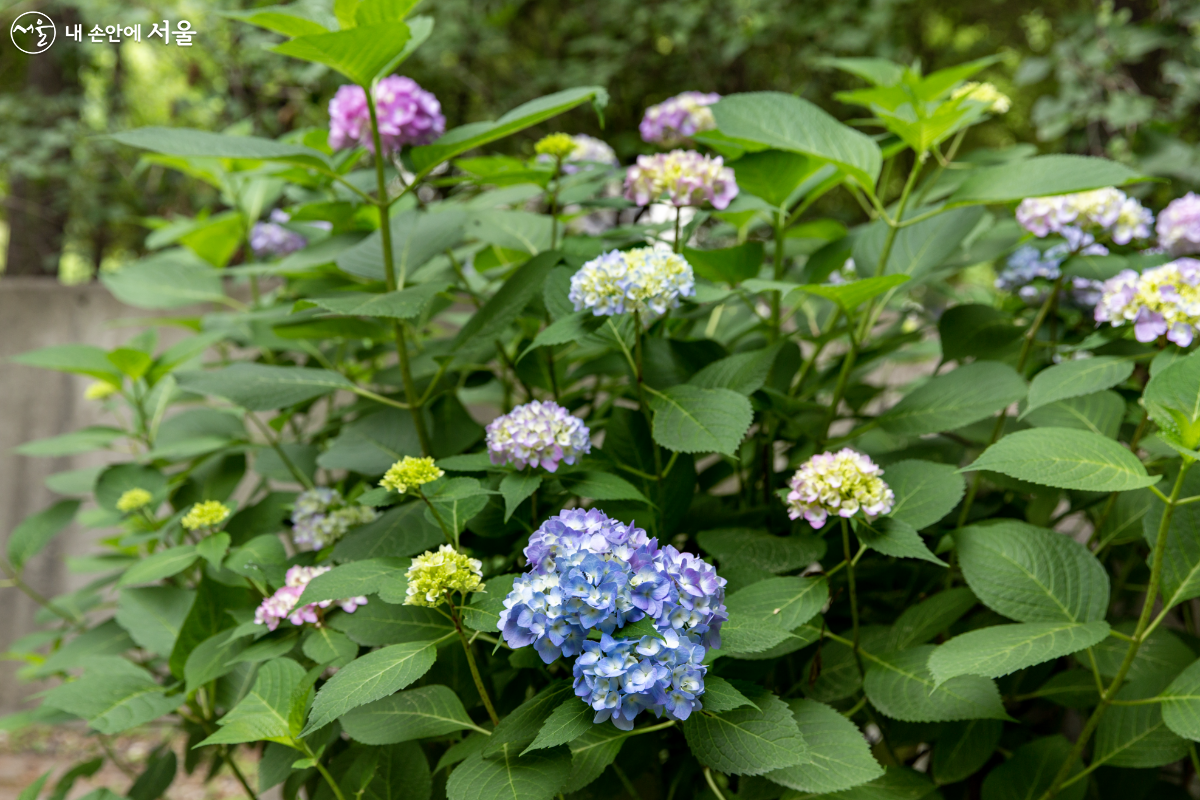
[9, 12, 1200, 800]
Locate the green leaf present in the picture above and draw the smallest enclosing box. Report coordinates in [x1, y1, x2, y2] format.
[853, 207, 984, 280]
[700, 676, 759, 715]
[304, 642, 437, 733]
[863, 646, 1010, 722]
[42, 657, 177, 734]
[196, 533, 230, 569]
[938, 304, 1022, 362]
[883, 460, 964, 530]
[451, 252, 563, 359]
[724, 576, 828, 630]
[1024, 391, 1125, 439]
[499, 473, 542, 522]
[682, 690, 808, 775]
[1094, 683, 1189, 768]
[880, 361, 1026, 436]
[522, 699, 593, 754]
[822, 56, 907, 86]
[110, 129, 331, 171]
[16, 427, 125, 457]
[118, 545, 199, 587]
[336, 210, 466, 282]
[856, 518, 946, 566]
[1143, 350, 1200, 450]
[764, 698, 883, 793]
[521, 311, 605, 358]
[1022, 356, 1134, 417]
[1093, 624, 1193, 685]
[445, 748, 571, 800]
[954, 520, 1110, 623]
[307, 284, 450, 320]
[302, 628, 358, 666]
[101, 251, 229, 310]
[169, 577, 250, 680]
[932, 719, 1002, 785]
[273, 22, 411, 86]
[711, 92, 883, 189]
[200, 658, 306, 746]
[558, 472, 649, 503]
[683, 242, 765, 284]
[468, 210, 553, 254]
[965, 427, 1158, 492]
[412, 88, 608, 174]
[689, 344, 781, 395]
[697, 529, 826, 574]
[185, 629, 251, 694]
[18, 772, 51, 800]
[946, 155, 1150, 207]
[423, 478, 491, 534]
[460, 574, 517, 633]
[485, 683, 573, 757]
[886, 588, 978, 652]
[331, 603, 453, 646]
[11, 344, 121, 381]
[177, 364, 353, 411]
[801, 275, 911, 309]
[1160, 658, 1200, 741]
[34, 620, 136, 678]
[928, 621, 1110, 684]
[979, 736, 1087, 800]
[116, 587, 195, 659]
[1143, 468, 1200, 611]
[295, 558, 408, 607]
[649, 385, 753, 456]
[223, 5, 333, 37]
[563, 727, 628, 793]
[341, 685, 479, 744]
[8, 500, 80, 570]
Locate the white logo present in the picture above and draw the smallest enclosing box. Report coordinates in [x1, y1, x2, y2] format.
[11, 11, 56, 54]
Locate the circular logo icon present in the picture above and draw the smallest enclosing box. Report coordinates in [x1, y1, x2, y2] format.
[11, 11, 56, 55]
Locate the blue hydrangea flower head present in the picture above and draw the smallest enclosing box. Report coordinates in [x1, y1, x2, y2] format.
[498, 508, 726, 729]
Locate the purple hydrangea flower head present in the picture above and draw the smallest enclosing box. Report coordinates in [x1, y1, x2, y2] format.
[498, 508, 726, 729]
[486, 400, 591, 473]
[291, 487, 380, 551]
[253, 565, 368, 631]
[1157, 193, 1200, 256]
[328, 76, 445, 155]
[639, 92, 720, 146]
[569, 247, 695, 317]
[786, 449, 895, 529]
[1094, 258, 1200, 346]
[250, 210, 307, 258]
[624, 150, 738, 210]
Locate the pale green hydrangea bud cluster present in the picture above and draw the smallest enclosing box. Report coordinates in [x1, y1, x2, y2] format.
[116, 488, 153, 514]
[786, 449, 895, 529]
[182, 500, 231, 531]
[404, 544, 485, 607]
[380, 456, 444, 494]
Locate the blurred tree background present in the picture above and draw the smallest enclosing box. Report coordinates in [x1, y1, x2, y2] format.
[3, 0, 1200, 280]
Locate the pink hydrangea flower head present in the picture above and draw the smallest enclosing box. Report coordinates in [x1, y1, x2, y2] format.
[640, 92, 721, 146]
[328, 76, 445, 155]
[253, 564, 368, 630]
[1157, 193, 1200, 256]
[623, 150, 738, 210]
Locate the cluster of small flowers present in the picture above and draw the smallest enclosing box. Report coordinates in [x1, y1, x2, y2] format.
[950, 81, 1011, 113]
[536, 133, 619, 174]
[253, 565, 368, 631]
[290, 488, 380, 551]
[569, 247, 696, 317]
[380, 456, 444, 494]
[85, 382, 118, 401]
[116, 488, 153, 513]
[328, 75, 444, 155]
[1094, 258, 1200, 346]
[499, 509, 725, 729]
[639, 91, 720, 146]
[996, 237, 1106, 307]
[182, 500, 230, 532]
[485, 400, 591, 473]
[1016, 188, 1153, 245]
[787, 449, 895, 529]
[624, 150, 738, 210]
[250, 210, 306, 258]
[404, 544, 485, 607]
[1156, 193, 1200, 256]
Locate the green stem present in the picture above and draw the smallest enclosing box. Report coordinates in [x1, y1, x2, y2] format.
[449, 601, 501, 726]
[841, 518, 863, 676]
[631, 313, 665, 528]
[223, 748, 259, 800]
[702, 768, 729, 800]
[417, 488, 457, 546]
[1039, 461, 1192, 800]
[674, 207, 683, 254]
[771, 209, 786, 341]
[246, 412, 314, 490]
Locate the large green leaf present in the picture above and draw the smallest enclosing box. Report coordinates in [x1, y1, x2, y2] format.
[523, 699, 594, 754]
[10, 344, 121, 381]
[200, 658, 306, 746]
[1093, 684, 1189, 768]
[946, 155, 1150, 207]
[110, 128, 331, 171]
[304, 642, 437, 733]
[696, 529, 826, 574]
[117, 545, 199, 587]
[115, 587, 195, 659]
[563, 726, 629, 793]
[42, 657, 178, 734]
[932, 719, 1002, 785]
[15, 427, 125, 457]
[330, 603, 453, 646]
[979, 736, 1086, 800]
[336, 210, 466, 283]
[1161, 658, 1200, 741]
[412, 88, 608, 174]
[459, 573, 517, 633]
[954, 520, 1110, 623]
[223, 4, 334, 37]
[340, 685, 481, 744]
[763, 699, 883, 793]
[557, 472, 648, 503]
[927, 621, 1110, 684]
[177, 364, 354, 411]
[446, 747, 570, 800]
[1143, 350, 1200, 451]
[711, 92, 883, 189]
[886, 588, 978, 652]
[307, 283, 451, 320]
[856, 518, 946, 566]
[863, 646, 1009, 722]
[102, 251, 227, 310]
[451, 251, 562, 359]
[1023, 391, 1125, 439]
[485, 683, 573, 757]
[689, 344, 781, 395]
[883, 460, 964, 530]
[684, 242, 765, 284]
[273, 22, 411, 86]
[295, 558, 408, 607]
[966, 427, 1158, 492]
[853, 207, 983, 279]
[681, 690, 808, 775]
[649, 385, 753, 456]
[1022, 356, 1134, 417]
[8, 500, 80, 570]
[724, 576, 828, 630]
[1143, 468, 1200, 611]
[880, 361, 1026, 435]
[799, 274, 911, 310]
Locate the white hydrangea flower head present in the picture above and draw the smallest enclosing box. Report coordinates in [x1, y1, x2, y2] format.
[486, 399, 592, 472]
[1016, 187, 1153, 243]
[1094, 258, 1200, 346]
[569, 247, 695, 318]
[786, 449, 895, 529]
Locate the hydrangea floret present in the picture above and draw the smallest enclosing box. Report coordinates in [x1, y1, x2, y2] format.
[328, 75, 444, 155]
[116, 488, 152, 513]
[1016, 188, 1153, 244]
[498, 508, 726, 730]
[1093, 258, 1200, 346]
[485, 400, 591, 472]
[786, 449, 895, 529]
[291, 488, 380, 551]
[951, 81, 1011, 113]
[250, 209, 306, 258]
[253, 565, 368, 631]
[639, 91, 720, 146]
[380, 456, 444, 494]
[84, 382, 118, 401]
[624, 150, 738, 210]
[1157, 193, 1200, 256]
[997, 235, 1107, 306]
[404, 544, 485, 607]
[182, 500, 231, 531]
[569, 247, 696, 318]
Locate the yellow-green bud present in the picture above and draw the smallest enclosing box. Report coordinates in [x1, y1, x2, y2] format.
[951, 81, 1011, 114]
[380, 456, 444, 494]
[116, 488, 153, 513]
[404, 544, 485, 607]
[85, 382, 118, 401]
[534, 133, 577, 160]
[182, 500, 231, 531]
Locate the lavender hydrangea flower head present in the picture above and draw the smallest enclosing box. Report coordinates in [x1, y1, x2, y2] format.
[624, 150, 738, 210]
[498, 508, 726, 729]
[253, 565, 368, 631]
[786, 449, 895, 529]
[639, 91, 720, 146]
[486, 400, 591, 472]
[569, 247, 695, 317]
[997, 233, 1108, 304]
[251, 210, 307, 258]
[328, 76, 444, 155]
[1015, 188, 1153, 244]
[291, 488, 380, 551]
[1157, 193, 1200, 255]
[1094, 258, 1200, 346]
